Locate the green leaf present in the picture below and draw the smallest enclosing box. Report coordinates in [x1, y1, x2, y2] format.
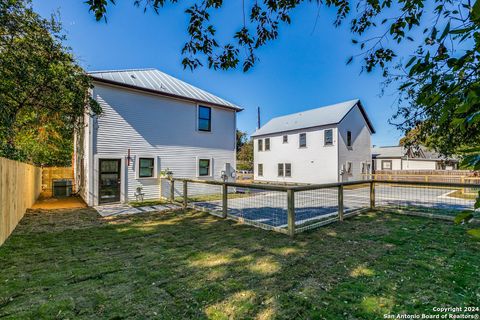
[405, 57, 416, 68]
[472, 0, 480, 21]
[476, 191, 480, 209]
[439, 22, 450, 40]
[454, 211, 474, 224]
[467, 228, 480, 239]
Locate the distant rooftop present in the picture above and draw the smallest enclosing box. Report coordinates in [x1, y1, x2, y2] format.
[251, 99, 375, 137]
[372, 145, 456, 160]
[88, 68, 242, 111]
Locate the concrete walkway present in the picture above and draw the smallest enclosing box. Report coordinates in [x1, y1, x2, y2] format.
[94, 203, 182, 217]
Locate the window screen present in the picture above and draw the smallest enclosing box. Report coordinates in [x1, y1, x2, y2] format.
[139, 158, 154, 178]
[299, 133, 306, 148]
[199, 159, 211, 176]
[325, 129, 333, 145]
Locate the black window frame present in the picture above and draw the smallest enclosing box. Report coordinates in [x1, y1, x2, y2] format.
[347, 131, 352, 147]
[258, 139, 263, 151]
[139, 157, 155, 178]
[347, 161, 353, 174]
[198, 158, 211, 176]
[283, 135, 288, 143]
[278, 163, 284, 176]
[299, 133, 307, 148]
[257, 163, 263, 176]
[381, 160, 392, 170]
[285, 163, 291, 177]
[198, 105, 212, 132]
[265, 138, 270, 151]
[324, 129, 333, 146]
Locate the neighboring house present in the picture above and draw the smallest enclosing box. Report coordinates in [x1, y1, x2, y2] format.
[372, 146, 458, 171]
[74, 68, 242, 206]
[251, 99, 375, 184]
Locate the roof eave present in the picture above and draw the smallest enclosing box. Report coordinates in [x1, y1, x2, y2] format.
[90, 76, 244, 112]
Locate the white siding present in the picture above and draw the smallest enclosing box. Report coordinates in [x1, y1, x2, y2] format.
[253, 126, 339, 184]
[85, 83, 236, 206]
[337, 105, 372, 181]
[374, 158, 402, 171]
[402, 159, 437, 170]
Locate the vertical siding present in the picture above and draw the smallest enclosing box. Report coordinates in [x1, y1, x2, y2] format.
[90, 84, 236, 205]
[337, 105, 372, 181]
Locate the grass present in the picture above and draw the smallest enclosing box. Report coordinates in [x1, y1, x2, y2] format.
[1, 208, 479, 319]
[129, 199, 170, 207]
[176, 193, 253, 203]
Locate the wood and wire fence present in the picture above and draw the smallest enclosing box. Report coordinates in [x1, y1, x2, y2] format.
[162, 178, 480, 236]
[0, 157, 42, 245]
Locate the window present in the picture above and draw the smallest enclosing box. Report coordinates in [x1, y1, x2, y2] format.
[278, 163, 284, 176]
[198, 159, 211, 176]
[381, 160, 392, 170]
[258, 164, 263, 176]
[139, 157, 155, 178]
[367, 163, 371, 174]
[347, 131, 352, 147]
[361, 162, 366, 174]
[324, 129, 333, 145]
[346, 161, 352, 174]
[198, 106, 211, 131]
[299, 133, 307, 148]
[265, 138, 270, 151]
[285, 163, 291, 177]
[258, 139, 263, 151]
[283, 135, 288, 143]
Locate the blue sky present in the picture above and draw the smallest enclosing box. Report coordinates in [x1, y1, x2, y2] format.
[32, 0, 409, 146]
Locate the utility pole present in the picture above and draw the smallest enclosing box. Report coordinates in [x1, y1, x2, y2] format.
[257, 107, 261, 129]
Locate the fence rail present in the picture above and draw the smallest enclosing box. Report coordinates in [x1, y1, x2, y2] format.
[162, 178, 480, 236]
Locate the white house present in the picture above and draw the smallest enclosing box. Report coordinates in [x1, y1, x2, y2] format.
[74, 68, 242, 206]
[252, 99, 375, 184]
[372, 146, 458, 171]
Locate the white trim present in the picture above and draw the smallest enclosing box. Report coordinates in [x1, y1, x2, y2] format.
[196, 156, 213, 178]
[135, 155, 159, 179]
[94, 154, 126, 206]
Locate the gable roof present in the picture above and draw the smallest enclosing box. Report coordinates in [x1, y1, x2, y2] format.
[88, 68, 242, 111]
[251, 99, 375, 137]
[372, 145, 457, 161]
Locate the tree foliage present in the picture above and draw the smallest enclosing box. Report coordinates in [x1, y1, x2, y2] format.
[0, 0, 100, 166]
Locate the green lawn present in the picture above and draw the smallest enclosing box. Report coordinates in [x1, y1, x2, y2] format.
[0, 208, 479, 319]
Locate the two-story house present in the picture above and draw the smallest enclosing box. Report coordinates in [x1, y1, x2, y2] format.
[74, 68, 242, 206]
[252, 99, 375, 184]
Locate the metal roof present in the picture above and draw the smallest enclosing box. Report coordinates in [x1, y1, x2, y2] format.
[372, 145, 456, 161]
[251, 99, 375, 137]
[88, 68, 242, 111]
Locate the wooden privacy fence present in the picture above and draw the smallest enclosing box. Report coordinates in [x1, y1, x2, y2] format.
[0, 157, 42, 246]
[41, 166, 74, 198]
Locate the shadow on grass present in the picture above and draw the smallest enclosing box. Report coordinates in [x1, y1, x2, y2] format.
[0, 208, 479, 319]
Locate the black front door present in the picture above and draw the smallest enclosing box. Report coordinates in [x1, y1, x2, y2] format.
[99, 159, 121, 204]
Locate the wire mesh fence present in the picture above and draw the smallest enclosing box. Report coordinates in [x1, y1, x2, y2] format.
[373, 181, 478, 219]
[159, 178, 479, 236]
[226, 186, 288, 233]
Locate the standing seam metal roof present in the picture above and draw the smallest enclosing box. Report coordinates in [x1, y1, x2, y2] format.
[251, 99, 375, 136]
[88, 68, 242, 111]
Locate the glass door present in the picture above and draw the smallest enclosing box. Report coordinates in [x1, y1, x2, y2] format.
[99, 159, 121, 204]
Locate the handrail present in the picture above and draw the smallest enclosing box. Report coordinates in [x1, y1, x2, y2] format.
[165, 177, 480, 192]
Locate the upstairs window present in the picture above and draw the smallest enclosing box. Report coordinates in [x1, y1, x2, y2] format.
[324, 129, 333, 146]
[347, 131, 352, 147]
[258, 163, 263, 176]
[283, 135, 288, 143]
[265, 138, 270, 151]
[285, 163, 292, 177]
[278, 163, 284, 176]
[198, 106, 211, 132]
[258, 139, 263, 151]
[299, 133, 307, 148]
[198, 159, 211, 176]
[139, 158, 155, 178]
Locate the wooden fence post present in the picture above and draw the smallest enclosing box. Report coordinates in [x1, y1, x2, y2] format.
[338, 185, 344, 221]
[183, 180, 188, 209]
[222, 184, 228, 218]
[370, 181, 375, 209]
[170, 179, 175, 202]
[287, 189, 295, 237]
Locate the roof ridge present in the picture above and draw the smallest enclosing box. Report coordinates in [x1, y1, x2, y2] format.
[88, 68, 157, 74]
